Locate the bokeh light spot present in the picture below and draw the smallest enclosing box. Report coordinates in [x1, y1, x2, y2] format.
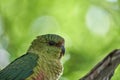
[86, 6, 110, 36]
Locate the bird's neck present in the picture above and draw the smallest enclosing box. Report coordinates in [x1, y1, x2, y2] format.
[38, 55, 63, 80]
[26, 51, 63, 80]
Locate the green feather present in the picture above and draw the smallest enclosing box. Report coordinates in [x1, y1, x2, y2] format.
[0, 52, 38, 80]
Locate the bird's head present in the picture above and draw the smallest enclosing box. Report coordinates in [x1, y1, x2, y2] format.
[29, 34, 65, 59]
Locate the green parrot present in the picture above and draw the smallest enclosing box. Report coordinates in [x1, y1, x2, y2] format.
[0, 34, 65, 80]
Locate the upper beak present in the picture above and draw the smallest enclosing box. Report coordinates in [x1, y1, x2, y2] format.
[61, 46, 65, 56]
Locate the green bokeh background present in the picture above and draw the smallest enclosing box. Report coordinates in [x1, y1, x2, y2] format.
[0, 0, 120, 80]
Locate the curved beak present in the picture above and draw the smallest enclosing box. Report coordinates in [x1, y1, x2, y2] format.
[61, 46, 65, 56]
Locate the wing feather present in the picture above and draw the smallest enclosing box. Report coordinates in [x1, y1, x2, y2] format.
[0, 52, 38, 80]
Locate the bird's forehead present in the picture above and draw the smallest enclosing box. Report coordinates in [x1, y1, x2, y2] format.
[38, 34, 64, 43]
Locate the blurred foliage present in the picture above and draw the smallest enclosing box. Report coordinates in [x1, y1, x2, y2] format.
[0, 0, 120, 80]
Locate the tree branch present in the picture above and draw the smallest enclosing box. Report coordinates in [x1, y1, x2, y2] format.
[80, 49, 120, 80]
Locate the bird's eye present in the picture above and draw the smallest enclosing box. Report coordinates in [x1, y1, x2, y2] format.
[48, 41, 56, 46]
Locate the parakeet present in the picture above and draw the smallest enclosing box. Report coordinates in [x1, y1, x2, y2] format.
[0, 34, 65, 80]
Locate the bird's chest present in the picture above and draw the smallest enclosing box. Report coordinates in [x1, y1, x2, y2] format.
[26, 59, 63, 80]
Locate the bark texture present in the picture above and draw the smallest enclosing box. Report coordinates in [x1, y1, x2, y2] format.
[80, 49, 120, 80]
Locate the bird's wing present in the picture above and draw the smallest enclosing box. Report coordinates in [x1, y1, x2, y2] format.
[0, 52, 39, 80]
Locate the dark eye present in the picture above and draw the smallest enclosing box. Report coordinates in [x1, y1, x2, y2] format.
[48, 41, 56, 46]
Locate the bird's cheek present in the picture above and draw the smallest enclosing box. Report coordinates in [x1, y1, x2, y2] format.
[53, 49, 61, 59]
